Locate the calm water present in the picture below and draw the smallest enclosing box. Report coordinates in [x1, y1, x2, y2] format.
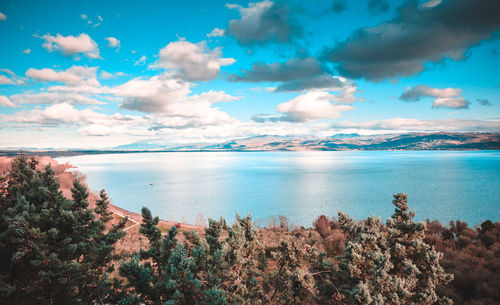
[57, 151, 500, 227]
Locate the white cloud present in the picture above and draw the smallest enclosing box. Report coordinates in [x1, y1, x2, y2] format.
[9, 91, 105, 105]
[0, 75, 15, 85]
[421, 0, 441, 8]
[0, 96, 15, 107]
[432, 97, 469, 109]
[77, 124, 152, 136]
[328, 77, 358, 104]
[21, 48, 31, 54]
[80, 14, 88, 20]
[400, 85, 468, 109]
[153, 40, 235, 81]
[99, 70, 126, 79]
[99, 71, 114, 80]
[111, 73, 240, 129]
[330, 117, 500, 132]
[207, 28, 225, 38]
[2, 103, 146, 127]
[115, 76, 190, 114]
[275, 91, 355, 122]
[134, 55, 147, 66]
[0, 12, 6, 20]
[105, 37, 120, 48]
[0, 69, 25, 85]
[41, 33, 101, 59]
[0, 69, 15, 76]
[26, 66, 100, 87]
[93, 15, 103, 27]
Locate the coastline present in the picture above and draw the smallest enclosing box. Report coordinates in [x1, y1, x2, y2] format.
[1, 132, 499, 157]
[0, 155, 203, 232]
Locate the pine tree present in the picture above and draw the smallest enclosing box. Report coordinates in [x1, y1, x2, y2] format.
[224, 215, 266, 304]
[119, 207, 229, 304]
[312, 193, 453, 305]
[95, 189, 114, 223]
[0, 156, 127, 305]
[263, 239, 315, 304]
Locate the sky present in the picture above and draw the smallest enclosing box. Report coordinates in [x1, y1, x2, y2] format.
[0, 0, 499, 149]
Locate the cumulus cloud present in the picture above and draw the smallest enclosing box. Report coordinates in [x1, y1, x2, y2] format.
[400, 85, 461, 101]
[276, 91, 354, 122]
[228, 57, 355, 93]
[26, 66, 100, 87]
[254, 90, 354, 123]
[322, 0, 500, 81]
[0, 12, 6, 20]
[116, 74, 238, 118]
[153, 40, 235, 81]
[0, 96, 15, 107]
[1, 103, 147, 128]
[400, 85, 468, 109]
[477, 98, 492, 106]
[105, 37, 120, 49]
[230, 57, 323, 83]
[275, 74, 345, 92]
[330, 117, 500, 132]
[207, 28, 225, 38]
[432, 97, 468, 109]
[41, 33, 101, 59]
[226, 0, 302, 46]
[116, 75, 189, 113]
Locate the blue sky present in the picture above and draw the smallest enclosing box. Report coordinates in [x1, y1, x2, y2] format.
[0, 0, 499, 149]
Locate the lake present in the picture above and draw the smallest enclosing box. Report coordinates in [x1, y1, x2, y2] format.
[57, 151, 500, 227]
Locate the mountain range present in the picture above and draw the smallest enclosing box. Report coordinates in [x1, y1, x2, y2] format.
[163, 132, 500, 151]
[1, 132, 499, 157]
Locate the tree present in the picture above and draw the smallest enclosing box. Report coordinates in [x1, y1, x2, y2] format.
[313, 193, 453, 304]
[118, 207, 228, 305]
[0, 156, 127, 305]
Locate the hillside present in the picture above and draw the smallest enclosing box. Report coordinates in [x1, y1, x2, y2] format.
[1, 132, 499, 157]
[172, 132, 500, 151]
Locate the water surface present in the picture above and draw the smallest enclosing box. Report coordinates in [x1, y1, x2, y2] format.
[57, 151, 500, 226]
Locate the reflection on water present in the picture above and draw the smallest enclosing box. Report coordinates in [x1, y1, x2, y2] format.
[57, 151, 500, 226]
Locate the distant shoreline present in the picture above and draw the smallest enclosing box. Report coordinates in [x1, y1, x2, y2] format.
[2, 148, 500, 158]
[2, 132, 499, 156]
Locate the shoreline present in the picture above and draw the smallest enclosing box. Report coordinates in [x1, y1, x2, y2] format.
[108, 201, 203, 232]
[2, 147, 500, 158]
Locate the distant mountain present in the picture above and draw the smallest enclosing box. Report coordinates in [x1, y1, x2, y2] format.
[167, 132, 500, 151]
[1, 133, 499, 157]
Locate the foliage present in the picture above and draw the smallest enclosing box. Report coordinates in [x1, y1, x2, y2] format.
[0, 156, 127, 305]
[312, 193, 453, 304]
[424, 219, 500, 304]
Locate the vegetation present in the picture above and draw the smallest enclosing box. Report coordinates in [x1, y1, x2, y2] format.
[0, 156, 498, 304]
[0, 156, 128, 304]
